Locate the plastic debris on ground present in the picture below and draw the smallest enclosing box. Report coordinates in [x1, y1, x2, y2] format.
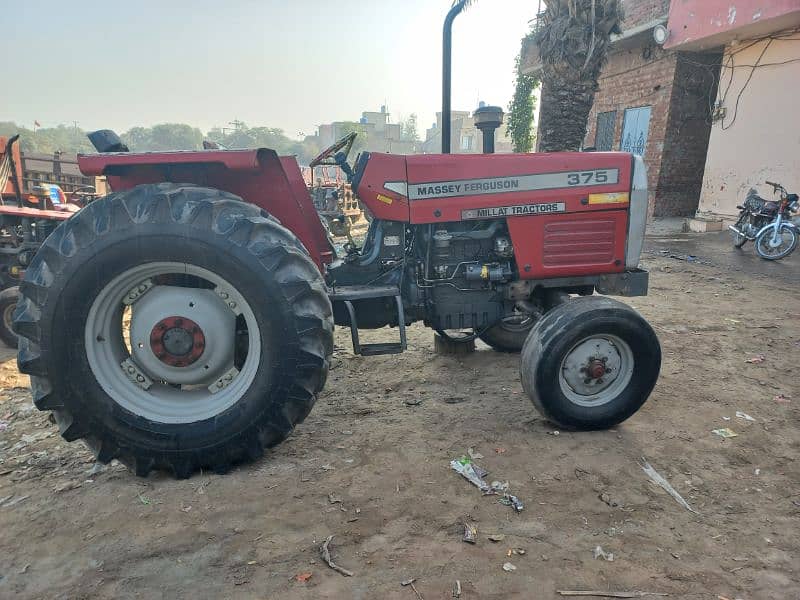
[735, 411, 756, 422]
[499, 494, 524, 513]
[745, 354, 766, 364]
[593, 545, 614, 561]
[488, 533, 506, 542]
[294, 572, 312, 582]
[449, 456, 524, 511]
[712, 428, 738, 438]
[463, 522, 477, 544]
[467, 447, 483, 460]
[639, 457, 698, 514]
[502, 562, 517, 572]
[774, 394, 791, 404]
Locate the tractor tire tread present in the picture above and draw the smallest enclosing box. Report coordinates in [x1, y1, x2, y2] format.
[14, 183, 333, 478]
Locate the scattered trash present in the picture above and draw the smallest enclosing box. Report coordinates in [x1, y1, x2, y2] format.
[328, 492, 342, 504]
[137, 493, 152, 505]
[86, 462, 107, 476]
[452, 579, 462, 598]
[488, 533, 506, 542]
[450, 457, 490, 493]
[404, 398, 423, 406]
[774, 394, 791, 404]
[17, 563, 30, 574]
[54, 480, 82, 493]
[499, 494, 524, 513]
[181, 505, 192, 513]
[599, 492, 619, 507]
[735, 411, 756, 422]
[507, 548, 526, 556]
[502, 562, 517, 572]
[495, 447, 507, 454]
[294, 572, 312, 582]
[401, 577, 425, 600]
[320, 535, 353, 577]
[593, 545, 614, 561]
[712, 428, 738, 439]
[745, 354, 765, 364]
[467, 447, 484, 460]
[462, 522, 477, 544]
[490, 480, 509, 492]
[444, 395, 467, 404]
[754, 468, 761, 476]
[557, 592, 668, 598]
[724, 318, 741, 325]
[547, 430, 561, 436]
[0, 420, 7, 431]
[0, 495, 29, 508]
[640, 458, 698, 514]
[722, 416, 731, 421]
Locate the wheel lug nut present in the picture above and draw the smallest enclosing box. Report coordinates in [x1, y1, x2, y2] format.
[605, 368, 612, 373]
[135, 375, 145, 383]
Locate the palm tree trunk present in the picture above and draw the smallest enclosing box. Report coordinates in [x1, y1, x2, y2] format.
[537, 78, 597, 152]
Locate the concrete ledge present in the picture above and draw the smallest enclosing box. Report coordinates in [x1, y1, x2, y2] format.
[686, 217, 725, 233]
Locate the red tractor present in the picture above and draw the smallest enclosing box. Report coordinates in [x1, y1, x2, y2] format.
[13, 125, 660, 478]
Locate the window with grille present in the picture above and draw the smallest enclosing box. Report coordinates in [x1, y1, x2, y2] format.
[595, 111, 616, 151]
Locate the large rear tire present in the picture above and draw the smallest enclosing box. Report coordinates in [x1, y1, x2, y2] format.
[14, 183, 333, 478]
[520, 296, 660, 429]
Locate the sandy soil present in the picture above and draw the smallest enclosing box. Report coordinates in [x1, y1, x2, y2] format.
[0, 232, 798, 599]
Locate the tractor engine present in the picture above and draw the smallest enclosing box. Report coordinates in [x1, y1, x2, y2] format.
[420, 220, 514, 331]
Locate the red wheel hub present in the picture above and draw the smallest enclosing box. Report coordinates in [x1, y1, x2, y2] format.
[149, 316, 206, 367]
[586, 359, 606, 380]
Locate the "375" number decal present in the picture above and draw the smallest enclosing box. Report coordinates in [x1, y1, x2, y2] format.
[566, 169, 614, 186]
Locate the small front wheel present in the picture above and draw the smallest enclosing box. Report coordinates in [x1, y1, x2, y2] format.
[520, 296, 661, 429]
[754, 226, 798, 260]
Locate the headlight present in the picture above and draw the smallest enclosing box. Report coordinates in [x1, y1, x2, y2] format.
[625, 155, 648, 269]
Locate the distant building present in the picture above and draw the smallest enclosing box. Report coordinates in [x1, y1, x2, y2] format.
[421, 107, 513, 154]
[310, 106, 418, 159]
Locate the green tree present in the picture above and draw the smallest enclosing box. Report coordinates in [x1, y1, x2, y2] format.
[534, 0, 623, 151]
[507, 49, 539, 153]
[121, 123, 204, 151]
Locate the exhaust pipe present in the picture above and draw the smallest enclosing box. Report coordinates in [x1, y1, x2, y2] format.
[442, 1, 467, 154]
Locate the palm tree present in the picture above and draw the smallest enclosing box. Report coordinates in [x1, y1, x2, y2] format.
[534, 0, 623, 151]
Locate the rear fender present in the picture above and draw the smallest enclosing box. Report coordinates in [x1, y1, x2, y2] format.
[77, 149, 334, 269]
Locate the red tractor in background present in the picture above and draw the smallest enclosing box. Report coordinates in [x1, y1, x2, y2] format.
[0, 135, 82, 348]
[13, 125, 660, 479]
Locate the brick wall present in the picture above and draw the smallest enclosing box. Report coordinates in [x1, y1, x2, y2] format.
[622, 0, 670, 29]
[656, 51, 722, 216]
[584, 44, 678, 215]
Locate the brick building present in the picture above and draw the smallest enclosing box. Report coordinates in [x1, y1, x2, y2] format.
[523, 0, 723, 217]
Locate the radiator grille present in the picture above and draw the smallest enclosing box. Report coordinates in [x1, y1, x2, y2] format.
[542, 219, 616, 266]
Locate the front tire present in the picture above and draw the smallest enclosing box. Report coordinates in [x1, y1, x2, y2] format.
[0, 286, 19, 348]
[754, 226, 798, 260]
[14, 183, 333, 478]
[520, 296, 660, 429]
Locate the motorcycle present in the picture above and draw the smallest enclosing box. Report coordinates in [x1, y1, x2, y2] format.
[729, 181, 799, 260]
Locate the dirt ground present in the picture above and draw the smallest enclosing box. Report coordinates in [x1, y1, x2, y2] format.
[0, 230, 798, 600]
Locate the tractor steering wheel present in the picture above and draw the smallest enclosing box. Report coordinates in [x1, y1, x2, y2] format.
[309, 132, 357, 168]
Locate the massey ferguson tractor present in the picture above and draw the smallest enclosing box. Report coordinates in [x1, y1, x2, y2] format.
[12, 8, 661, 479]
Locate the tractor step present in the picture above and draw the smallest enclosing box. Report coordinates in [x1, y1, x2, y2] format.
[333, 285, 407, 356]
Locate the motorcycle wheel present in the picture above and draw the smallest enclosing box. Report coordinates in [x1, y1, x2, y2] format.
[731, 215, 748, 248]
[754, 226, 798, 260]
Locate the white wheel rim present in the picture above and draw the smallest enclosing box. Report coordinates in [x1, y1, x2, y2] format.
[558, 334, 634, 407]
[85, 262, 262, 424]
[758, 230, 794, 257]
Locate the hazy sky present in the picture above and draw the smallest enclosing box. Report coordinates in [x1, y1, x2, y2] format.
[4, 0, 536, 139]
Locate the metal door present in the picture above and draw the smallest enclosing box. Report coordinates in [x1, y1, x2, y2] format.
[595, 111, 616, 151]
[620, 106, 651, 156]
